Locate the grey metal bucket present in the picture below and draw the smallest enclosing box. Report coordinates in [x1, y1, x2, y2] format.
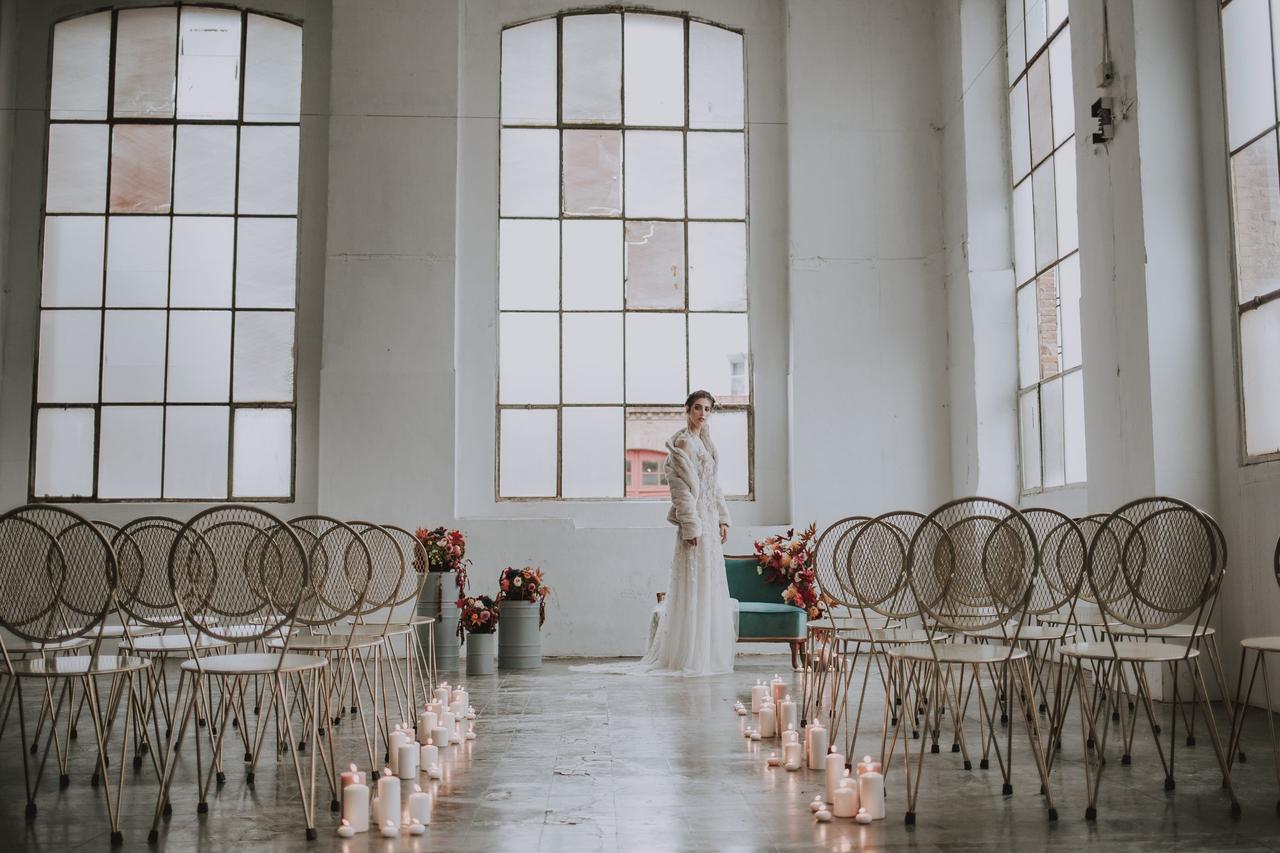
[498, 600, 542, 670]
[465, 631, 497, 675]
[418, 572, 460, 672]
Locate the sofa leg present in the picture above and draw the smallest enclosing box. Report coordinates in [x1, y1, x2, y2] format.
[790, 642, 802, 670]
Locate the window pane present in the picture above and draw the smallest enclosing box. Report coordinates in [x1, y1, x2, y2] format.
[233, 312, 295, 402]
[563, 130, 622, 216]
[625, 313, 686, 403]
[110, 125, 173, 214]
[625, 408, 681, 497]
[1027, 52, 1052, 166]
[1223, 0, 1276, 150]
[502, 18, 558, 125]
[1009, 79, 1031, 184]
[1006, 0, 1025, 85]
[236, 218, 297, 308]
[562, 407, 624, 497]
[1048, 26, 1073, 148]
[106, 216, 170, 307]
[500, 219, 560, 310]
[499, 313, 559, 404]
[624, 131, 684, 218]
[563, 15, 621, 124]
[232, 408, 292, 496]
[1019, 390, 1042, 491]
[623, 14, 684, 126]
[1013, 179, 1034, 285]
[499, 409, 558, 497]
[563, 220, 623, 310]
[687, 132, 746, 219]
[689, 23, 744, 130]
[34, 408, 95, 497]
[101, 310, 166, 402]
[1054, 143, 1078, 255]
[563, 313, 623, 403]
[689, 313, 749, 399]
[1242, 299, 1280, 455]
[174, 125, 237, 213]
[1059, 254, 1081, 369]
[239, 126, 299, 215]
[625, 221, 684, 309]
[50, 12, 110, 121]
[1041, 376, 1065, 487]
[171, 217, 234, 308]
[1063, 369, 1086, 482]
[714, 409, 749, 496]
[1016, 283, 1038, 388]
[501, 128, 560, 217]
[167, 311, 231, 402]
[1048, 0, 1068, 31]
[1032, 158, 1057, 271]
[98, 406, 163, 498]
[177, 7, 242, 120]
[1230, 132, 1280, 304]
[1036, 268, 1060, 378]
[115, 7, 177, 119]
[688, 222, 746, 311]
[244, 14, 302, 123]
[38, 310, 100, 403]
[1025, 0, 1048, 57]
[42, 216, 104, 307]
[164, 405, 228, 498]
[46, 124, 108, 213]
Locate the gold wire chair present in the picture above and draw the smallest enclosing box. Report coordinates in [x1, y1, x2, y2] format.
[800, 516, 869, 730]
[1227, 531, 1280, 814]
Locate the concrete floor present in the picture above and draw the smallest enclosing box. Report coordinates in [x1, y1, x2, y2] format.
[4, 654, 1280, 852]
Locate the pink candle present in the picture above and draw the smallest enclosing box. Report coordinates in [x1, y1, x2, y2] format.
[340, 763, 363, 789]
[856, 754, 881, 776]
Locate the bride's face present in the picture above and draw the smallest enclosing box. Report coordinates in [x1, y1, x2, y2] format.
[687, 398, 713, 430]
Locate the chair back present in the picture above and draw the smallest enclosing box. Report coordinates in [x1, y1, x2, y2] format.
[812, 516, 869, 608]
[348, 521, 405, 626]
[114, 516, 184, 629]
[289, 515, 372, 631]
[1021, 508, 1086, 618]
[841, 511, 926, 621]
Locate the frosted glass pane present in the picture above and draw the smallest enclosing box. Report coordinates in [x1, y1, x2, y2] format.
[174, 125, 237, 213]
[171, 217, 234, 308]
[624, 131, 684, 218]
[625, 221, 684, 309]
[501, 129, 559, 217]
[563, 130, 622, 216]
[1019, 390, 1042, 491]
[233, 312, 295, 402]
[688, 222, 746, 311]
[687, 132, 746, 219]
[625, 313, 685, 403]
[1032, 158, 1057, 271]
[38, 310, 100, 403]
[500, 219, 560, 310]
[99, 406, 163, 498]
[34, 408, 95, 497]
[1047, 0, 1068, 31]
[115, 7, 177, 119]
[101, 311, 166, 402]
[1027, 52, 1052, 166]
[499, 313, 559, 404]
[1006, 0, 1025, 84]
[563, 15, 621, 124]
[110, 125, 173, 214]
[239, 126, 299, 215]
[623, 14, 684, 126]
[178, 7, 242, 120]
[1009, 79, 1030, 183]
[563, 313, 623, 403]
[1058, 254, 1081, 370]
[1036, 269, 1060, 379]
[50, 12, 110, 120]
[244, 14, 302, 123]
[1063, 370, 1086, 483]
[715, 409, 749, 496]
[563, 220, 622, 310]
[688, 313, 749, 399]
[236, 218, 297, 308]
[1049, 27, 1073, 149]
[1242, 300, 1280, 455]
[1013, 179, 1034, 285]
[689, 23, 743, 130]
[1041, 376, 1065, 487]
[106, 216, 170, 307]
[1225, 0, 1276, 150]
[499, 409, 558, 497]
[1054, 143, 1078, 255]
[164, 405, 228, 498]
[232, 408, 292, 497]
[42, 216, 104, 307]
[1230, 133, 1280, 304]
[1016, 283, 1038, 388]
[46, 124, 108, 213]
[167, 311, 231, 402]
[1025, 0, 1048, 57]
[502, 19, 558, 125]
[562, 407, 624, 498]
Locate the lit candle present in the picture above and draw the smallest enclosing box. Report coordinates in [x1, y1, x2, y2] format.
[431, 726, 450, 749]
[464, 718, 477, 740]
[450, 699, 466, 720]
[766, 751, 781, 767]
[397, 742, 419, 779]
[750, 730, 761, 741]
[735, 704, 747, 717]
[342, 775, 370, 832]
[337, 819, 355, 838]
[857, 766, 885, 819]
[816, 809, 833, 823]
[440, 710, 455, 736]
[770, 674, 786, 705]
[825, 747, 845, 804]
[810, 795, 825, 812]
[783, 740, 802, 769]
[427, 699, 443, 717]
[407, 783, 432, 825]
[856, 754, 881, 776]
[751, 681, 768, 713]
[743, 727, 755, 739]
[832, 774, 859, 818]
[452, 687, 469, 708]
[379, 818, 398, 837]
[806, 722, 828, 770]
[780, 695, 798, 732]
[759, 702, 777, 738]
[408, 820, 426, 836]
[465, 705, 477, 720]
[781, 727, 799, 746]
[376, 768, 400, 826]
[435, 684, 451, 705]
[340, 763, 363, 789]
[427, 764, 443, 779]
[854, 807, 873, 825]
[420, 743, 439, 770]
[388, 728, 408, 775]
[417, 710, 437, 744]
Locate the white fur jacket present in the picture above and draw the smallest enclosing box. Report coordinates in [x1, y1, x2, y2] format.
[664, 428, 731, 541]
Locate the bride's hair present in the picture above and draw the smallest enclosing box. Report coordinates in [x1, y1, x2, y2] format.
[684, 390, 716, 410]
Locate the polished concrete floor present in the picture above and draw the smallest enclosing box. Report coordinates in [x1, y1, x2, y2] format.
[4, 654, 1280, 851]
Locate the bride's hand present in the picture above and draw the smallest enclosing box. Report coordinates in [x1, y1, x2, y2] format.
[719, 524, 729, 544]
[686, 537, 699, 547]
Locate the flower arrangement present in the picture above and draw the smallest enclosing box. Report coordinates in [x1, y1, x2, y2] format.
[414, 526, 470, 594]
[496, 566, 552, 626]
[456, 594, 500, 641]
[753, 522, 825, 620]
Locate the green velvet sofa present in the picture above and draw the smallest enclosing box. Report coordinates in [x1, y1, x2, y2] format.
[725, 555, 808, 668]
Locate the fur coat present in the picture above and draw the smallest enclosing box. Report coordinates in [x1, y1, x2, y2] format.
[664, 428, 732, 541]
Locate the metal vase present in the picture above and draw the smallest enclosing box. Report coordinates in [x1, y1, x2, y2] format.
[465, 631, 497, 675]
[498, 599, 542, 670]
[418, 571, 460, 672]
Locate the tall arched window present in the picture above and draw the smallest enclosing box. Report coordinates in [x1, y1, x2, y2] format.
[495, 11, 751, 500]
[33, 7, 302, 500]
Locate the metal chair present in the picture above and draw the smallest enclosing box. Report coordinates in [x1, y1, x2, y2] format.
[1228, 531, 1280, 813]
[800, 516, 869, 729]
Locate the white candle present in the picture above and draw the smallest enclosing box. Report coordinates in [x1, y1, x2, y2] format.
[806, 722, 828, 770]
[440, 710, 455, 734]
[427, 699, 443, 717]
[781, 727, 799, 746]
[420, 743, 439, 770]
[408, 820, 426, 835]
[770, 674, 786, 705]
[465, 705, 477, 720]
[857, 768, 885, 819]
[340, 763, 363, 789]
[427, 764, 443, 779]
[431, 726, 450, 748]
[376, 770, 400, 825]
[780, 695, 798, 732]
[766, 751, 781, 767]
[810, 795, 825, 812]
[370, 796, 381, 826]
[452, 687, 469, 708]
[388, 729, 408, 775]
[759, 702, 777, 738]
[832, 774, 859, 818]
[751, 681, 767, 714]
[450, 699, 465, 720]
[417, 710, 437, 744]
[379, 819, 398, 837]
[816, 809, 833, 822]
[854, 807, 873, 825]
[407, 784, 432, 825]
[856, 754, 881, 776]
[783, 741, 802, 768]
[342, 778, 370, 832]
[826, 747, 845, 804]
[337, 819, 356, 838]
[397, 742, 419, 779]
[750, 730, 761, 741]
[435, 685, 451, 705]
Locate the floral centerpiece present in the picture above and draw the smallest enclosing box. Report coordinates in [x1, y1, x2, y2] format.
[496, 566, 552, 626]
[753, 522, 825, 619]
[414, 526, 470, 595]
[456, 594, 499, 642]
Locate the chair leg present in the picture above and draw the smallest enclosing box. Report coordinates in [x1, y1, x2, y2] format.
[1014, 658, 1057, 820]
[1191, 656, 1240, 814]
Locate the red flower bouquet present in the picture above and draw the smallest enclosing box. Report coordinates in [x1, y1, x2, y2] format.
[456, 594, 499, 642]
[496, 566, 551, 626]
[753, 523, 825, 619]
[414, 526, 471, 594]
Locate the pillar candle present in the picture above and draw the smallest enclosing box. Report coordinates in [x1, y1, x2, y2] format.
[431, 726, 450, 748]
[806, 722, 828, 770]
[450, 699, 465, 720]
[440, 710, 455, 734]
[417, 711, 437, 744]
[758, 702, 777, 738]
[783, 741, 802, 768]
[397, 742, 419, 779]
[434, 685, 451, 705]
[407, 784, 432, 825]
[751, 681, 767, 714]
[465, 705, 477, 720]
[832, 773, 859, 818]
[427, 699, 443, 717]
[420, 743, 439, 770]
[781, 727, 799, 746]
[379, 819, 398, 838]
[340, 764, 363, 789]
[388, 729, 408, 775]
[855, 807, 873, 825]
[376, 769, 400, 824]
[459, 716, 473, 740]
[342, 778, 370, 832]
[770, 674, 786, 705]
[370, 796, 381, 826]
[825, 747, 845, 804]
[452, 687, 469, 708]
[856, 755, 881, 776]
[858, 768, 885, 819]
[780, 695, 798, 732]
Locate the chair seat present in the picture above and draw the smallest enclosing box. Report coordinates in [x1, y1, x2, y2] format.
[1041, 611, 1110, 628]
[1106, 624, 1215, 640]
[128, 634, 229, 655]
[5, 654, 151, 678]
[59, 624, 163, 641]
[181, 653, 327, 675]
[736, 601, 807, 641]
[838, 627, 941, 644]
[1241, 636, 1280, 653]
[4, 637, 93, 657]
[265, 634, 382, 651]
[409, 615, 435, 626]
[217, 624, 292, 640]
[1059, 640, 1197, 662]
[887, 643, 1028, 664]
[348, 623, 415, 636]
[966, 625, 1067, 642]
